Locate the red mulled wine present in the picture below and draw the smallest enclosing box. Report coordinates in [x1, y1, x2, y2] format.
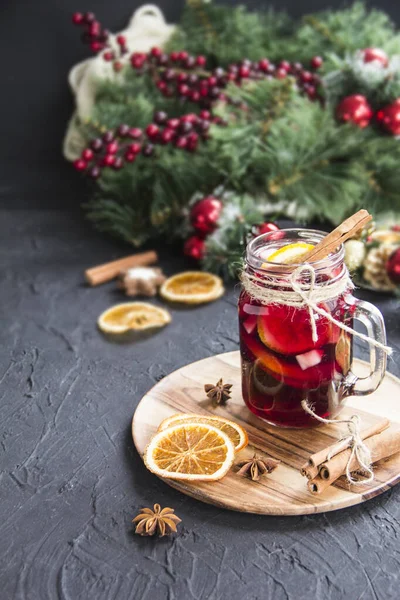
[239, 229, 387, 428]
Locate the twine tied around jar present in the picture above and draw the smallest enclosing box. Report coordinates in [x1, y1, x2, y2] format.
[240, 263, 393, 355]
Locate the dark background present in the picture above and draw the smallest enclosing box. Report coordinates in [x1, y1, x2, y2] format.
[1, 0, 400, 209]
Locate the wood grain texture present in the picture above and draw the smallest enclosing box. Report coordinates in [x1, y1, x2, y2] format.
[132, 352, 400, 515]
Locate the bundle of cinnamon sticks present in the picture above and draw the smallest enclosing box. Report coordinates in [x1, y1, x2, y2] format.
[301, 419, 400, 494]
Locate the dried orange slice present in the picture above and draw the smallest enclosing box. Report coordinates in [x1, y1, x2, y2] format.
[160, 271, 224, 304]
[98, 302, 171, 334]
[158, 413, 248, 452]
[266, 242, 315, 264]
[144, 422, 235, 481]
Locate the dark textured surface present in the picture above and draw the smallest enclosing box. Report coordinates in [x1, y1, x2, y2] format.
[1, 208, 399, 600]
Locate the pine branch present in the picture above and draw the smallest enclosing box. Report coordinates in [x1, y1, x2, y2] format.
[167, 2, 293, 66]
[85, 198, 149, 246]
[259, 79, 294, 138]
[186, 0, 218, 43]
[302, 15, 346, 51]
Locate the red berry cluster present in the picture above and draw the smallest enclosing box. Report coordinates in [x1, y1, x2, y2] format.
[127, 47, 324, 108]
[73, 111, 215, 177]
[72, 12, 109, 53]
[290, 57, 323, 101]
[102, 35, 128, 72]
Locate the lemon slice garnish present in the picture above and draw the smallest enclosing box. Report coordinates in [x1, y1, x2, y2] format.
[266, 242, 315, 265]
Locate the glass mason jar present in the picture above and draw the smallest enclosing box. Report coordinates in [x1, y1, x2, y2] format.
[238, 229, 387, 428]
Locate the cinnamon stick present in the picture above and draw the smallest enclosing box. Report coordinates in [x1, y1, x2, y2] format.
[302, 418, 390, 472]
[300, 464, 319, 480]
[308, 427, 400, 494]
[320, 426, 400, 482]
[85, 251, 158, 286]
[286, 209, 372, 265]
[307, 474, 335, 495]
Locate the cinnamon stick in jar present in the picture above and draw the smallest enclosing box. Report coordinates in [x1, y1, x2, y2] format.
[286, 209, 372, 265]
[85, 251, 158, 286]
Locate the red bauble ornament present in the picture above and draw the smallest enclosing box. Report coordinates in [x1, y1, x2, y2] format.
[386, 247, 400, 284]
[190, 196, 223, 234]
[376, 99, 400, 135]
[336, 95, 373, 128]
[184, 236, 206, 260]
[361, 48, 389, 67]
[257, 222, 280, 236]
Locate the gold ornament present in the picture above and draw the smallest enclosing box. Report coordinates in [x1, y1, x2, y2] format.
[369, 230, 400, 245]
[363, 244, 397, 291]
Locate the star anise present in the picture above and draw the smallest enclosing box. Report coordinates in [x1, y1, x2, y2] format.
[132, 503, 182, 537]
[204, 378, 232, 405]
[237, 453, 280, 481]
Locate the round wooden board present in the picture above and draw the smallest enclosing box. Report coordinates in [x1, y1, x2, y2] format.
[132, 352, 400, 515]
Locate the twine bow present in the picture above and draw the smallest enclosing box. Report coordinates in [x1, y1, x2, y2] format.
[301, 401, 374, 485]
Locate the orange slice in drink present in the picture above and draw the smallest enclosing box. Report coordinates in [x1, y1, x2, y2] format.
[98, 302, 171, 334]
[144, 422, 235, 481]
[158, 414, 248, 452]
[266, 242, 314, 264]
[243, 330, 334, 389]
[252, 360, 284, 396]
[160, 271, 224, 304]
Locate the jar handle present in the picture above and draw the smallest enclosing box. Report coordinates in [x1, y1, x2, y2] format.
[342, 299, 387, 397]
